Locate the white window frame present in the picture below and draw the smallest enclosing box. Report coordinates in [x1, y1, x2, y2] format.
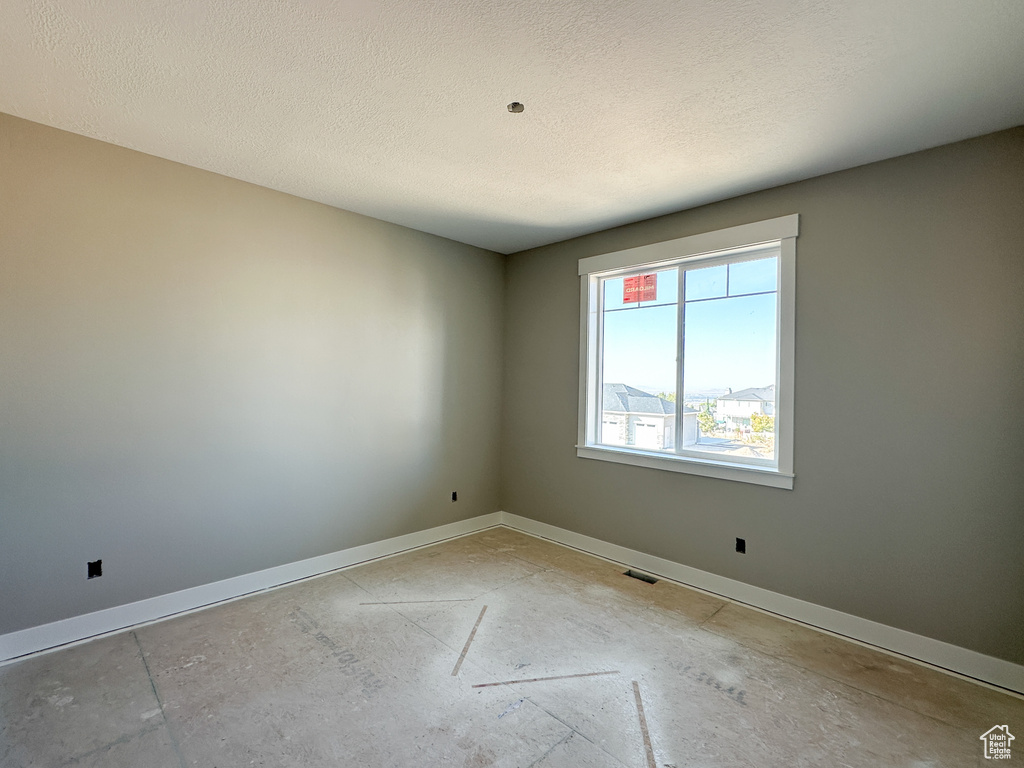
[577, 214, 797, 490]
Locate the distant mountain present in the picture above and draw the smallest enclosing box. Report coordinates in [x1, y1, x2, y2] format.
[684, 389, 730, 400]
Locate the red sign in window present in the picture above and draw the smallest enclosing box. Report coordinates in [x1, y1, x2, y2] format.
[623, 274, 657, 303]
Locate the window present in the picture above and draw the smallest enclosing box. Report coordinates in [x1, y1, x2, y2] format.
[577, 215, 797, 489]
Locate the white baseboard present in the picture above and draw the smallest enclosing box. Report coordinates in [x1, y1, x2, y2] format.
[0, 512, 503, 665]
[5, 509, 1022, 696]
[499, 512, 1024, 696]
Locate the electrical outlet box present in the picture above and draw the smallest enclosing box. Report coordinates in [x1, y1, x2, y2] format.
[735, 538, 746, 554]
[87, 560, 102, 579]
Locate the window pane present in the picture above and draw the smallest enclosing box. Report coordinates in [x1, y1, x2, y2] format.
[601, 298, 677, 451]
[653, 268, 678, 304]
[684, 264, 727, 301]
[682, 293, 776, 461]
[603, 276, 626, 310]
[728, 256, 777, 296]
[606, 268, 678, 309]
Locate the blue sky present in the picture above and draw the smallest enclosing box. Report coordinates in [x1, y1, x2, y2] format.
[602, 257, 777, 394]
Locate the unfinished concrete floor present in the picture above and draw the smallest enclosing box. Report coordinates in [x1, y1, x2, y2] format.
[2, 527, 1021, 767]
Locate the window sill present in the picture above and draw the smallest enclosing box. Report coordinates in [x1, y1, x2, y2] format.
[576, 445, 794, 489]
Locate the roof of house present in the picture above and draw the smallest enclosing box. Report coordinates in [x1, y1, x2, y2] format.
[718, 385, 775, 403]
[602, 384, 696, 415]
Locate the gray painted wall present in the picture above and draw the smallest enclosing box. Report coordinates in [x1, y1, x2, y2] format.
[0, 113, 504, 635]
[3, 109, 1023, 668]
[501, 127, 1024, 665]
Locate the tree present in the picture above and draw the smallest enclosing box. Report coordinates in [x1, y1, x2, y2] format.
[751, 412, 775, 433]
[697, 405, 716, 436]
[658, 391, 676, 403]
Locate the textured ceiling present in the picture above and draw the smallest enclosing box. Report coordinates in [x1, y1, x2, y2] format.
[2, 1, 1024, 254]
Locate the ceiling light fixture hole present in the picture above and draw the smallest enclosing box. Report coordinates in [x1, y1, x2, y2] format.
[507, 101, 524, 113]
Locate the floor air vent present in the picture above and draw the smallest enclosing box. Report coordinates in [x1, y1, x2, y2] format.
[624, 570, 658, 584]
